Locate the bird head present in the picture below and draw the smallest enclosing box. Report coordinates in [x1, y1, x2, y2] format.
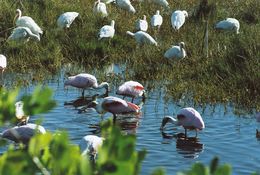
[13, 9, 22, 25]
[156, 10, 160, 15]
[183, 10, 188, 17]
[160, 116, 178, 130]
[179, 42, 185, 48]
[15, 101, 29, 126]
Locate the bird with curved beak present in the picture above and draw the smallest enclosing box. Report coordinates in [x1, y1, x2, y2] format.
[160, 107, 205, 138]
[82, 96, 140, 124]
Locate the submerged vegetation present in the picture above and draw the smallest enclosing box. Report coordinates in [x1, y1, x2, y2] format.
[0, 0, 259, 110]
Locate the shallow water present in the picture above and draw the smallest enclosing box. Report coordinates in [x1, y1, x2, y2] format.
[1, 67, 260, 175]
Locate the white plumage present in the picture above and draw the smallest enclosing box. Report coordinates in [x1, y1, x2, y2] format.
[14, 9, 43, 37]
[114, 0, 136, 13]
[171, 10, 188, 30]
[1, 101, 46, 144]
[98, 20, 115, 40]
[0, 54, 7, 73]
[116, 81, 145, 102]
[136, 15, 148, 32]
[8, 26, 40, 42]
[164, 42, 186, 59]
[79, 135, 104, 158]
[151, 0, 169, 9]
[215, 18, 240, 34]
[64, 73, 109, 96]
[93, 0, 108, 17]
[57, 12, 79, 29]
[151, 10, 163, 29]
[126, 31, 157, 46]
[2, 124, 46, 144]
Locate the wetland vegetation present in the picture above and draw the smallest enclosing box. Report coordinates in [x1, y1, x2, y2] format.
[0, 0, 259, 111]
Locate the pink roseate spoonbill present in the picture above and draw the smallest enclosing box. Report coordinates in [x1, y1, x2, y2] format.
[93, 0, 108, 17]
[164, 42, 186, 59]
[171, 10, 188, 31]
[57, 12, 79, 29]
[160, 107, 205, 138]
[1, 101, 46, 144]
[0, 54, 7, 80]
[79, 135, 104, 160]
[64, 73, 109, 97]
[14, 9, 43, 37]
[86, 96, 140, 123]
[215, 18, 240, 34]
[116, 80, 146, 103]
[256, 112, 260, 122]
[126, 31, 157, 46]
[136, 15, 148, 32]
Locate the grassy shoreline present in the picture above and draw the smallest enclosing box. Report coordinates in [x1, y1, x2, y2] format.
[0, 0, 259, 110]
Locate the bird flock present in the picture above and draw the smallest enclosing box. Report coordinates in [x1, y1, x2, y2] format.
[0, 0, 251, 160]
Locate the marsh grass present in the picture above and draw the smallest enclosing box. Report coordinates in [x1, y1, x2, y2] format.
[0, 0, 259, 110]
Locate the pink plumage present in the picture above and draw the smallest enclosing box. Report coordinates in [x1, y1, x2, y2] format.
[177, 107, 205, 130]
[102, 96, 140, 115]
[116, 81, 145, 102]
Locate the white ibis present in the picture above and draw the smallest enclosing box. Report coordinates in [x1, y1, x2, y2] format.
[215, 18, 240, 34]
[136, 15, 148, 32]
[126, 31, 157, 46]
[171, 10, 188, 31]
[98, 20, 115, 40]
[8, 26, 40, 42]
[0, 54, 7, 80]
[57, 12, 79, 29]
[151, 10, 163, 31]
[164, 42, 186, 59]
[160, 107, 205, 138]
[79, 135, 104, 160]
[14, 9, 43, 37]
[93, 0, 108, 17]
[64, 73, 109, 97]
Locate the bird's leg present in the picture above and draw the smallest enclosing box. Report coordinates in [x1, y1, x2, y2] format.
[123, 96, 125, 100]
[185, 128, 187, 139]
[195, 130, 198, 138]
[113, 114, 116, 124]
[82, 89, 85, 97]
[131, 98, 134, 103]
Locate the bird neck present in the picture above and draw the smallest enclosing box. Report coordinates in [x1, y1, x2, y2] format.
[160, 116, 179, 129]
[126, 31, 135, 36]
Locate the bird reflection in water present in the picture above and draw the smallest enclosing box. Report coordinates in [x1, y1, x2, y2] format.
[161, 131, 204, 159]
[64, 94, 100, 108]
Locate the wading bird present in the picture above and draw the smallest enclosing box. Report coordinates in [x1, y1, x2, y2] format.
[164, 42, 186, 59]
[160, 107, 205, 138]
[136, 15, 148, 32]
[14, 9, 43, 37]
[126, 31, 157, 46]
[116, 81, 145, 103]
[107, 0, 136, 13]
[93, 0, 108, 17]
[64, 73, 109, 97]
[57, 12, 79, 29]
[215, 18, 240, 34]
[1, 101, 46, 144]
[171, 10, 188, 31]
[151, 10, 163, 31]
[150, 0, 169, 9]
[8, 26, 40, 42]
[79, 135, 104, 160]
[0, 54, 7, 80]
[98, 20, 115, 40]
[86, 96, 140, 123]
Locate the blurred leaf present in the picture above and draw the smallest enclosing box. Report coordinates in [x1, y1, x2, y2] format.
[22, 86, 56, 116]
[151, 168, 165, 175]
[210, 156, 219, 174]
[214, 164, 232, 175]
